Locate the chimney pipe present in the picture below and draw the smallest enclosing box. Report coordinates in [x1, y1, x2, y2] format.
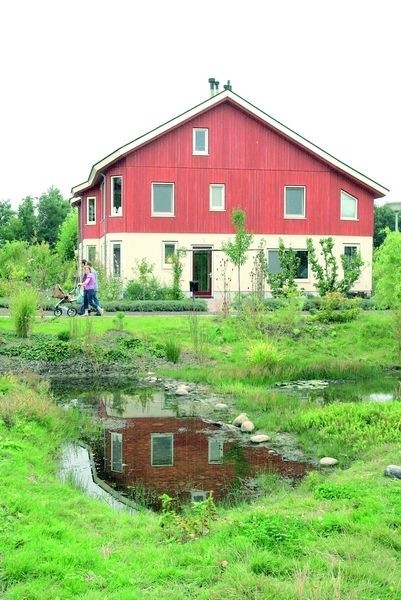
[223, 80, 232, 91]
[215, 80, 219, 93]
[208, 77, 216, 97]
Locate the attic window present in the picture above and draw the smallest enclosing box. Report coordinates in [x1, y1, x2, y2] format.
[341, 190, 358, 220]
[193, 128, 208, 155]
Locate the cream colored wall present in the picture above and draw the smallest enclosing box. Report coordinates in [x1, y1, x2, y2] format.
[82, 233, 373, 296]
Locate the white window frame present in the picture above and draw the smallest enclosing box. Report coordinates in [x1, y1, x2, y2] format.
[152, 183, 174, 217]
[111, 176, 123, 216]
[151, 433, 174, 466]
[209, 184, 225, 211]
[162, 241, 178, 268]
[87, 196, 96, 224]
[341, 190, 358, 220]
[111, 432, 123, 473]
[208, 439, 223, 464]
[111, 241, 121, 278]
[191, 490, 207, 502]
[193, 128, 209, 155]
[343, 244, 359, 257]
[284, 186, 306, 219]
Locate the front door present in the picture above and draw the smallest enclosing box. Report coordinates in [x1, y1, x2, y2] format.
[192, 247, 212, 297]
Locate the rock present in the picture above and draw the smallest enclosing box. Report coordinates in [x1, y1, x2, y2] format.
[250, 434, 271, 443]
[384, 465, 401, 479]
[175, 385, 189, 395]
[319, 457, 338, 467]
[241, 420, 255, 433]
[233, 413, 248, 427]
[214, 403, 228, 410]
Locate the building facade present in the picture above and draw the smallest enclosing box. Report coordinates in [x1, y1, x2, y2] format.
[71, 85, 387, 300]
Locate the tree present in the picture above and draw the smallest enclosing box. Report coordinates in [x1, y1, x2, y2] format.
[17, 196, 37, 244]
[222, 209, 253, 301]
[374, 204, 397, 248]
[56, 210, 78, 262]
[37, 187, 70, 248]
[373, 231, 401, 309]
[267, 238, 299, 298]
[306, 237, 363, 296]
[0, 200, 16, 244]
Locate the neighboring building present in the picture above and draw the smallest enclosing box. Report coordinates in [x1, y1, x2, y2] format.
[71, 80, 388, 300]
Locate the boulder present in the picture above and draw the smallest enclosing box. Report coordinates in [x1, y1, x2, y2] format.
[233, 413, 248, 427]
[319, 457, 338, 467]
[250, 434, 271, 443]
[384, 465, 401, 479]
[240, 420, 255, 433]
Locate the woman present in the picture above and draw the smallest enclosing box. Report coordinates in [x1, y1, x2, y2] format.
[81, 265, 102, 316]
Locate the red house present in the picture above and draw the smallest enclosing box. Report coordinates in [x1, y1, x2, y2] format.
[71, 81, 387, 301]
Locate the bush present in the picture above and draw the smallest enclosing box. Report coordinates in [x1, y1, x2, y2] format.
[9, 284, 38, 338]
[316, 292, 361, 323]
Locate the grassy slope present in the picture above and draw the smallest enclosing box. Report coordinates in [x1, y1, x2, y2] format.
[1, 312, 401, 598]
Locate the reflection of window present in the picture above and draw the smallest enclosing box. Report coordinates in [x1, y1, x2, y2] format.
[210, 184, 225, 211]
[111, 176, 122, 215]
[87, 246, 96, 263]
[208, 439, 223, 464]
[111, 432, 123, 472]
[152, 183, 174, 216]
[268, 249, 309, 279]
[112, 242, 121, 277]
[341, 191, 357, 220]
[151, 433, 173, 466]
[87, 197, 96, 223]
[193, 128, 208, 155]
[284, 186, 305, 218]
[163, 241, 177, 267]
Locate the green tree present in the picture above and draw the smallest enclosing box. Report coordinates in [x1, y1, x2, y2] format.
[17, 196, 37, 244]
[267, 238, 299, 298]
[222, 209, 253, 302]
[0, 200, 17, 244]
[37, 187, 70, 248]
[0, 240, 28, 280]
[306, 237, 363, 296]
[56, 210, 78, 262]
[373, 231, 401, 308]
[374, 204, 397, 248]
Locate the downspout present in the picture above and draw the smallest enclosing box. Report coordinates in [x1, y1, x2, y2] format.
[100, 173, 107, 273]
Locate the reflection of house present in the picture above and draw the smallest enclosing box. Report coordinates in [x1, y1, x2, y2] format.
[98, 395, 307, 503]
[71, 80, 387, 298]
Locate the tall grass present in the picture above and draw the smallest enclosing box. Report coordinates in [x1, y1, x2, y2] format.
[9, 284, 38, 337]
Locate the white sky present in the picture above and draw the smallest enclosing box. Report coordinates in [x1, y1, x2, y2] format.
[0, 0, 399, 210]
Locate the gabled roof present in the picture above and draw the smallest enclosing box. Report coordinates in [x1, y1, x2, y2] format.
[71, 89, 388, 200]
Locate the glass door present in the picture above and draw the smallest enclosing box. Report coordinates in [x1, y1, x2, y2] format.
[192, 247, 212, 297]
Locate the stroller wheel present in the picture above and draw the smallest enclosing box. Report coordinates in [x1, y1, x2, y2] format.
[67, 307, 77, 317]
[54, 308, 63, 317]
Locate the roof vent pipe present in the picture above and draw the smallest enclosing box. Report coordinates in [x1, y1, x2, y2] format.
[223, 80, 232, 91]
[208, 77, 216, 97]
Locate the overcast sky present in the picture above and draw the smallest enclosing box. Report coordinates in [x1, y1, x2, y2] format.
[1, 0, 399, 210]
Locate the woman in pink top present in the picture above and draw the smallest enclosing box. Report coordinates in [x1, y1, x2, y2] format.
[81, 266, 102, 316]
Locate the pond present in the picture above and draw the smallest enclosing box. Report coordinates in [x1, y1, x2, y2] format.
[55, 382, 309, 510]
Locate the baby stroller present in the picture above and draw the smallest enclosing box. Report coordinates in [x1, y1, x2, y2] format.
[52, 284, 80, 317]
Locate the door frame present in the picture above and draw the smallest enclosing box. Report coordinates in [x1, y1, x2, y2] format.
[192, 246, 212, 297]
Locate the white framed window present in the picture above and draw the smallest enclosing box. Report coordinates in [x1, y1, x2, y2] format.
[111, 242, 121, 277]
[87, 246, 96, 263]
[87, 197, 96, 224]
[284, 186, 305, 218]
[152, 183, 174, 216]
[210, 184, 225, 211]
[162, 241, 177, 268]
[193, 128, 209, 155]
[111, 176, 122, 216]
[268, 249, 309, 280]
[208, 438, 223, 464]
[111, 432, 123, 472]
[341, 190, 358, 220]
[151, 433, 173, 466]
[344, 244, 359, 258]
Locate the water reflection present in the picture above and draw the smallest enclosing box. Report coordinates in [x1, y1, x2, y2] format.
[60, 387, 309, 508]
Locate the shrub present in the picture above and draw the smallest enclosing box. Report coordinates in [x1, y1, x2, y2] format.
[316, 292, 361, 323]
[247, 340, 282, 373]
[9, 284, 38, 338]
[164, 338, 182, 363]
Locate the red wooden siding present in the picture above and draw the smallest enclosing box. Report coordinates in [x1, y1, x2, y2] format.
[81, 102, 376, 241]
